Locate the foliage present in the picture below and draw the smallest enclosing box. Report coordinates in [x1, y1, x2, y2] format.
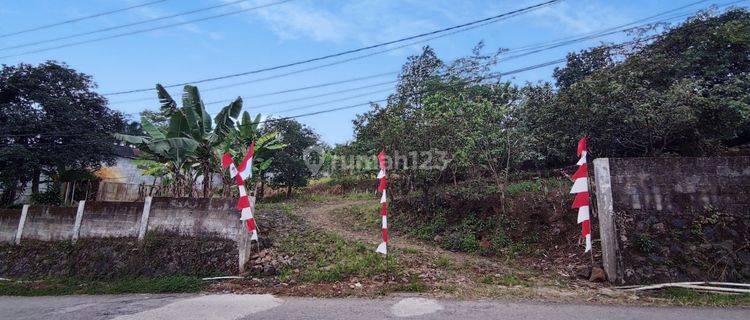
[520, 9, 750, 165]
[0, 276, 202, 296]
[0, 61, 126, 205]
[116, 84, 285, 197]
[277, 229, 398, 283]
[29, 185, 61, 206]
[261, 118, 319, 197]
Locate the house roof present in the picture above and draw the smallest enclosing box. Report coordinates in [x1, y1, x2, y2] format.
[112, 145, 140, 159]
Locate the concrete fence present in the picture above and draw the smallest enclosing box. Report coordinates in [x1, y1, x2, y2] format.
[594, 156, 750, 284]
[0, 197, 255, 273]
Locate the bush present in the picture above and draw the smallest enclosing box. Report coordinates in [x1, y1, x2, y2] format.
[29, 185, 61, 205]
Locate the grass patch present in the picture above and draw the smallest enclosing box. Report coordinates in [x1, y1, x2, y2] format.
[435, 256, 453, 269]
[277, 229, 398, 283]
[393, 275, 428, 293]
[651, 287, 750, 307]
[330, 203, 381, 232]
[480, 274, 528, 287]
[0, 276, 203, 296]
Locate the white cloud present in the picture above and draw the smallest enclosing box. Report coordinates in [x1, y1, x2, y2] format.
[530, 0, 632, 34]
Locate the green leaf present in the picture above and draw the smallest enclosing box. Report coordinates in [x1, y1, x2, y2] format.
[156, 84, 177, 113]
[141, 117, 166, 140]
[114, 133, 150, 145]
[167, 112, 191, 139]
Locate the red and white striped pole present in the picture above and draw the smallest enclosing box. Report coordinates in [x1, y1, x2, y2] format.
[571, 137, 591, 252]
[375, 151, 388, 255]
[221, 144, 259, 241]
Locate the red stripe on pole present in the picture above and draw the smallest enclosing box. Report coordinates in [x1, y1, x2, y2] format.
[238, 141, 255, 173]
[577, 136, 587, 156]
[246, 218, 256, 232]
[378, 151, 386, 169]
[221, 153, 232, 170]
[377, 177, 387, 192]
[572, 163, 588, 179]
[236, 196, 250, 210]
[381, 228, 389, 243]
[572, 191, 590, 208]
[381, 203, 388, 216]
[581, 219, 591, 237]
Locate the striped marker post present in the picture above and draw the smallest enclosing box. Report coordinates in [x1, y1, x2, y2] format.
[571, 137, 592, 253]
[375, 151, 388, 255]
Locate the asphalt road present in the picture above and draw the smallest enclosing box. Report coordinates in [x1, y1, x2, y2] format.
[0, 293, 747, 320]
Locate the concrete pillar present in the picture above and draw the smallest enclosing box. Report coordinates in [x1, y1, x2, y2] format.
[138, 196, 153, 241]
[71, 200, 86, 243]
[593, 158, 620, 284]
[14, 204, 29, 245]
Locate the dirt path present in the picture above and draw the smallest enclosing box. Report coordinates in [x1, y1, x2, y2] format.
[300, 199, 502, 270]
[290, 198, 636, 303]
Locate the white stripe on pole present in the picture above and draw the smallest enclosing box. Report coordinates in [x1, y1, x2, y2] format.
[380, 189, 387, 203]
[576, 151, 587, 165]
[570, 177, 588, 193]
[377, 169, 386, 179]
[585, 234, 592, 252]
[376, 241, 387, 254]
[577, 206, 590, 223]
[382, 215, 388, 229]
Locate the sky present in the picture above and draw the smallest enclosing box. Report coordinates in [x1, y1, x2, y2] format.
[0, 0, 744, 144]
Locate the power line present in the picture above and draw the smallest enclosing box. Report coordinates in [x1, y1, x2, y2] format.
[109, 0, 734, 104]
[1, 55, 566, 138]
[0, 0, 169, 39]
[112, 71, 398, 105]
[0, 0, 295, 59]
[0, 0, 265, 51]
[209, 80, 396, 108]
[5, 5, 745, 137]
[101, 0, 564, 96]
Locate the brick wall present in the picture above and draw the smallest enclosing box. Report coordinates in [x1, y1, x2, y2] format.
[594, 157, 750, 284]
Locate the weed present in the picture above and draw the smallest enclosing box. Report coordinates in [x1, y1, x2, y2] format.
[394, 275, 427, 292]
[654, 287, 750, 307]
[0, 276, 203, 296]
[435, 256, 453, 269]
[277, 230, 398, 283]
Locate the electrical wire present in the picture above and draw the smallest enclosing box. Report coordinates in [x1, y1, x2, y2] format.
[0, 0, 169, 38]
[100, 0, 563, 96]
[108, 0, 741, 105]
[0, 0, 296, 60]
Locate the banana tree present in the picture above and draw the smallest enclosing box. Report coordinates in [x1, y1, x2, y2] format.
[155, 84, 242, 197]
[114, 116, 198, 197]
[219, 111, 286, 196]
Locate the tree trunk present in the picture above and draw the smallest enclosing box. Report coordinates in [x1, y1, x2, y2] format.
[286, 185, 293, 198]
[202, 161, 211, 198]
[31, 168, 41, 195]
[259, 179, 265, 199]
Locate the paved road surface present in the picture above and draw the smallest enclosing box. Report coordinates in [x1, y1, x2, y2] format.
[0, 294, 747, 319]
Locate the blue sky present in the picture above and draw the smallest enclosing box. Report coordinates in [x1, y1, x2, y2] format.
[0, 0, 743, 144]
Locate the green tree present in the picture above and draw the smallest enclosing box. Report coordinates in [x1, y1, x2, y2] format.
[261, 118, 319, 197]
[519, 9, 750, 164]
[0, 61, 126, 205]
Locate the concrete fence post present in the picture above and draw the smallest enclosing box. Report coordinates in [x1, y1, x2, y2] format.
[14, 204, 29, 245]
[71, 200, 86, 243]
[593, 158, 620, 283]
[138, 196, 153, 241]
